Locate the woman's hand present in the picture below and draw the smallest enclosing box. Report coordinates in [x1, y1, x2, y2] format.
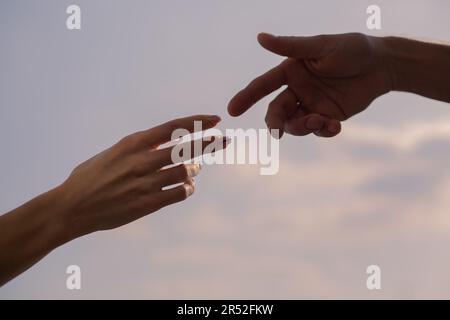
[0, 114, 227, 285]
[58, 114, 226, 239]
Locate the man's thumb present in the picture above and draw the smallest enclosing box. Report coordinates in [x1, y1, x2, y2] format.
[257, 33, 330, 59]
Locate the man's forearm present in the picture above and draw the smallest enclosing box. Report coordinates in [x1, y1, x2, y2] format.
[381, 36, 450, 102]
[0, 187, 71, 286]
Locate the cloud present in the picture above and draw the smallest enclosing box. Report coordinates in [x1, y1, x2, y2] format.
[4, 115, 450, 300]
[62, 117, 450, 299]
[342, 119, 450, 152]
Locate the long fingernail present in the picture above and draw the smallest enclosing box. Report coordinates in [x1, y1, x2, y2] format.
[186, 181, 195, 197]
[188, 164, 201, 178]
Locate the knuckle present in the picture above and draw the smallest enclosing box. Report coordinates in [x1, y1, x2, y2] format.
[129, 164, 142, 177]
[120, 133, 141, 150]
[136, 184, 149, 196]
[128, 158, 147, 177]
[165, 119, 181, 133]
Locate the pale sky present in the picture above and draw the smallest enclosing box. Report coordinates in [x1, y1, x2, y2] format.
[1, 0, 450, 299]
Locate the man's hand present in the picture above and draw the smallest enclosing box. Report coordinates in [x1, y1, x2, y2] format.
[228, 33, 392, 138]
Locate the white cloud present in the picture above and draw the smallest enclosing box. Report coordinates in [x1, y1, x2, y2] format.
[343, 118, 450, 152]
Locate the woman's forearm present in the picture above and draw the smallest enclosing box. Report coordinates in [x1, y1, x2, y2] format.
[382, 36, 450, 103]
[0, 115, 224, 286]
[0, 186, 72, 286]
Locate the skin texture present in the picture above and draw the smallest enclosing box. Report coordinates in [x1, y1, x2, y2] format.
[0, 115, 228, 286]
[228, 33, 450, 136]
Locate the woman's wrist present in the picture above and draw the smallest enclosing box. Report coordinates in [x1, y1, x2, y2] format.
[32, 185, 79, 248]
[0, 185, 76, 285]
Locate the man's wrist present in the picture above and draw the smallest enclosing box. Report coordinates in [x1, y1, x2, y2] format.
[376, 36, 450, 102]
[367, 35, 396, 96]
[372, 36, 404, 93]
[377, 36, 413, 94]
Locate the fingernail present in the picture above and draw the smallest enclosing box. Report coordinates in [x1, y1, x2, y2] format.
[186, 181, 195, 197]
[327, 123, 338, 133]
[259, 32, 276, 39]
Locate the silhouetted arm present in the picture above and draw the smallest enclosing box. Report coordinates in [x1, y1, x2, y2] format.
[228, 33, 450, 137]
[383, 36, 450, 103]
